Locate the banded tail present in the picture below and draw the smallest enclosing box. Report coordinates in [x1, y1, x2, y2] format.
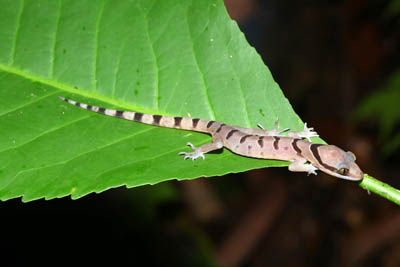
[58, 96, 215, 133]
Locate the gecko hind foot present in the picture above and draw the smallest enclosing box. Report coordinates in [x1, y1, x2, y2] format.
[288, 122, 319, 142]
[178, 142, 205, 161]
[257, 117, 290, 136]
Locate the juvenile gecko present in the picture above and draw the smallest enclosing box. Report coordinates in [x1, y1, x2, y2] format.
[59, 96, 363, 181]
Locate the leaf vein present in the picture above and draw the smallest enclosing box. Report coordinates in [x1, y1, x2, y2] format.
[185, 11, 216, 120]
[0, 90, 58, 118]
[49, 0, 62, 79]
[0, 63, 167, 116]
[94, 140, 236, 185]
[9, 0, 25, 66]
[11, 126, 156, 179]
[214, 24, 251, 126]
[111, 39, 127, 99]
[93, 0, 106, 92]
[0, 100, 92, 155]
[144, 9, 159, 110]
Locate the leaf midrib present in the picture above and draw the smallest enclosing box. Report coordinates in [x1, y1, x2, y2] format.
[0, 63, 171, 115]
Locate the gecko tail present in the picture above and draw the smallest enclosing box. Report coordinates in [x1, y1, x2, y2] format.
[58, 96, 213, 133]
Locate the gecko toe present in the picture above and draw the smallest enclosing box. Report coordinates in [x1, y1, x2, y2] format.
[307, 166, 318, 176]
[257, 123, 265, 130]
[186, 142, 196, 149]
[178, 151, 205, 161]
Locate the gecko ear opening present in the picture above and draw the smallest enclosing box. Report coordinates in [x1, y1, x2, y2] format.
[346, 151, 356, 161]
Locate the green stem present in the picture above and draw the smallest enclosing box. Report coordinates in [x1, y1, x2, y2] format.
[359, 174, 400, 205]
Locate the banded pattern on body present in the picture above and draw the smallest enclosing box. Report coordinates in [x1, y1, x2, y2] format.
[58, 96, 217, 134]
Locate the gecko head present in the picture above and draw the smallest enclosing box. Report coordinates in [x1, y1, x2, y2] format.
[315, 145, 363, 181]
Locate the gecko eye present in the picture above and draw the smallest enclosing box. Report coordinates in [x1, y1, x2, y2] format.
[338, 167, 350, 176]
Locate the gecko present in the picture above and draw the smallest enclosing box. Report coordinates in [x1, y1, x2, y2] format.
[58, 96, 363, 181]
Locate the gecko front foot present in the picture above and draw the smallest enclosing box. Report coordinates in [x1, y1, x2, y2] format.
[288, 123, 319, 142]
[178, 142, 205, 161]
[289, 159, 318, 176]
[306, 164, 318, 176]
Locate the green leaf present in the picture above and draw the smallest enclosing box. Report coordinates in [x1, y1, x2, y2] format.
[0, 0, 305, 202]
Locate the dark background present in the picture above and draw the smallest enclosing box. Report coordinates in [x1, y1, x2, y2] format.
[2, 0, 400, 266]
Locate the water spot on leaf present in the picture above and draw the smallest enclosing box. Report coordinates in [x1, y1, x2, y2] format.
[134, 89, 139, 96]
